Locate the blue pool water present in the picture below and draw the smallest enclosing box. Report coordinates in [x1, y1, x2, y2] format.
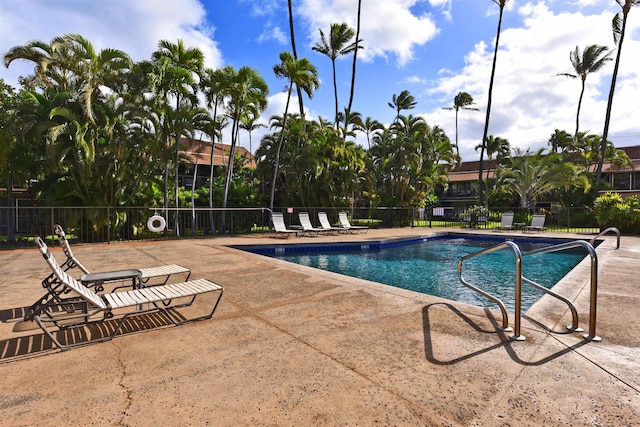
[252, 236, 586, 312]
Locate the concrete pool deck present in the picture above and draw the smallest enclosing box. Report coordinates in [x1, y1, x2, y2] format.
[0, 228, 639, 426]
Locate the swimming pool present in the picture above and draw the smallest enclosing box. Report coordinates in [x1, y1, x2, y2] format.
[235, 234, 587, 312]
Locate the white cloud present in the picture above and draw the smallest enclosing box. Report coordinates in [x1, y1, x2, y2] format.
[257, 26, 288, 45]
[298, 0, 439, 66]
[405, 75, 427, 84]
[0, 0, 223, 87]
[238, 0, 281, 17]
[429, 0, 452, 21]
[424, 2, 640, 160]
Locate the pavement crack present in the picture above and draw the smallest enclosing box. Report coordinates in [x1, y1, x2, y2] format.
[113, 341, 133, 426]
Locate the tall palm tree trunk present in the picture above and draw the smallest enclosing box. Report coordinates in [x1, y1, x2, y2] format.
[331, 59, 339, 127]
[209, 103, 218, 234]
[479, 3, 505, 206]
[347, 0, 362, 115]
[575, 79, 585, 136]
[270, 87, 293, 211]
[174, 93, 182, 236]
[596, 5, 630, 192]
[454, 109, 460, 158]
[221, 118, 239, 232]
[162, 119, 170, 237]
[191, 159, 198, 236]
[287, 0, 305, 115]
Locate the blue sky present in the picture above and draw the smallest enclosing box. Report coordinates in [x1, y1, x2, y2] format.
[1, 0, 639, 161]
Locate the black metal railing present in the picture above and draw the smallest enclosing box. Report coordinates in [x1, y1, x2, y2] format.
[0, 204, 602, 249]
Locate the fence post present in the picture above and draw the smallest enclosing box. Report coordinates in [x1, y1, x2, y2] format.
[50, 207, 55, 244]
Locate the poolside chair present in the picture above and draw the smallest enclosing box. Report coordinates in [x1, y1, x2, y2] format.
[271, 212, 298, 238]
[338, 212, 368, 234]
[28, 237, 223, 350]
[298, 212, 326, 236]
[496, 212, 515, 231]
[54, 225, 191, 287]
[525, 214, 546, 232]
[318, 212, 348, 234]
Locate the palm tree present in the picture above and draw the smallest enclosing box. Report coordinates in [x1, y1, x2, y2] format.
[4, 35, 78, 92]
[312, 23, 359, 127]
[269, 51, 320, 211]
[200, 66, 230, 231]
[222, 66, 268, 218]
[151, 39, 204, 233]
[476, 135, 510, 208]
[478, 0, 510, 207]
[354, 116, 384, 150]
[497, 148, 589, 210]
[60, 34, 132, 127]
[443, 91, 479, 158]
[556, 44, 612, 136]
[596, 0, 640, 192]
[388, 90, 417, 121]
[548, 128, 573, 154]
[338, 107, 363, 140]
[239, 108, 265, 156]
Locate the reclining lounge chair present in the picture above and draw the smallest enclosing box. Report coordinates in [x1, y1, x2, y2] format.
[28, 237, 223, 351]
[525, 214, 546, 232]
[54, 224, 191, 286]
[496, 212, 515, 231]
[298, 212, 327, 236]
[318, 212, 347, 234]
[271, 212, 298, 238]
[338, 212, 368, 234]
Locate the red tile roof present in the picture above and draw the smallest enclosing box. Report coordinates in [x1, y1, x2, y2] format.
[179, 138, 255, 167]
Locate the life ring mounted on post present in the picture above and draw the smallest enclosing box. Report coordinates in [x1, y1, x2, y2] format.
[147, 214, 166, 233]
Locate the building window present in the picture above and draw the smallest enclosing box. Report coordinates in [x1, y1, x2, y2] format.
[611, 172, 632, 190]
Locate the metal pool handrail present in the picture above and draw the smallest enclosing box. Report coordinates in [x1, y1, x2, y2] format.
[457, 241, 521, 339]
[589, 227, 620, 250]
[520, 275, 581, 333]
[458, 239, 600, 341]
[522, 240, 600, 341]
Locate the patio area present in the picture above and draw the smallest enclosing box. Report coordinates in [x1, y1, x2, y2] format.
[1, 228, 639, 426]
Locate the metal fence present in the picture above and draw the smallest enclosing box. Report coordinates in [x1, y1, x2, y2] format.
[0, 205, 601, 249]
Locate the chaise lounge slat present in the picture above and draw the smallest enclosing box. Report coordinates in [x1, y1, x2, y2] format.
[103, 280, 223, 309]
[103, 293, 132, 309]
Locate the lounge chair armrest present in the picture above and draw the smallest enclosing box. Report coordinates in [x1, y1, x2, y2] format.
[81, 269, 142, 290]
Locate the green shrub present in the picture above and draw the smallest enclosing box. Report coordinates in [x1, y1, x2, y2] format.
[593, 193, 640, 234]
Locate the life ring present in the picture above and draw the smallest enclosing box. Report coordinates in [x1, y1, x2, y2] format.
[147, 215, 166, 232]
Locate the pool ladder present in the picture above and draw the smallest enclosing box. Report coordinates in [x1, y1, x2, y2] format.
[457, 234, 618, 342]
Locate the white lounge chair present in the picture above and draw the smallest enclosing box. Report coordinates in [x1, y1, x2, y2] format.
[271, 212, 298, 238]
[54, 224, 191, 287]
[496, 212, 515, 230]
[28, 237, 223, 350]
[298, 212, 326, 236]
[338, 212, 368, 233]
[525, 214, 546, 232]
[318, 212, 347, 234]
